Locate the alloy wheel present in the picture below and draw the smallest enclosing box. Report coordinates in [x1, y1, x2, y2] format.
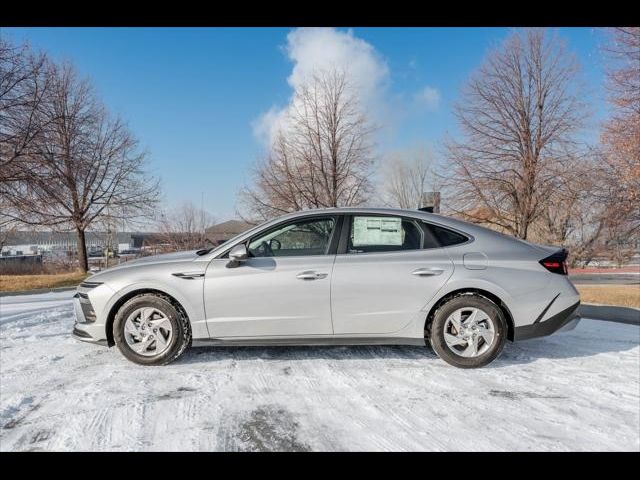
[443, 307, 496, 358]
[124, 307, 173, 357]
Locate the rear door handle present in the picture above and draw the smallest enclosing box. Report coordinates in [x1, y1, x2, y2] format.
[412, 268, 444, 276]
[296, 271, 328, 280]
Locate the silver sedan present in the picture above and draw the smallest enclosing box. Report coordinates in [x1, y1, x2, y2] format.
[72, 208, 581, 368]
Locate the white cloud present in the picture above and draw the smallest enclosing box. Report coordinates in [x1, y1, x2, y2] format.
[252, 106, 288, 149]
[254, 28, 390, 146]
[414, 86, 441, 111]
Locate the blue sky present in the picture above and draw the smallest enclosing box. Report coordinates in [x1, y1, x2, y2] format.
[2, 27, 608, 221]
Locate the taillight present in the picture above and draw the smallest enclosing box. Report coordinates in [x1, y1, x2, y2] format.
[540, 250, 568, 275]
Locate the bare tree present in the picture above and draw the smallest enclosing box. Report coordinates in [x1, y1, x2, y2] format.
[0, 61, 159, 272]
[0, 216, 18, 252]
[239, 70, 376, 221]
[599, 27, 640, 236]
[380, 146, 437, 209]
[532, 154, 608, 265]
[442, 28, 588, 240]
[0, 38, 50, 184]
[155, 201, 215, 252]
[533, 28, 639, 264]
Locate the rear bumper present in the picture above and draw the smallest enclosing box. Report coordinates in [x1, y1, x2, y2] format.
[514, 301, 581, 341]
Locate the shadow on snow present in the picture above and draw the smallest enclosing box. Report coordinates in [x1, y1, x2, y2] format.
[173, 321, 639, 368]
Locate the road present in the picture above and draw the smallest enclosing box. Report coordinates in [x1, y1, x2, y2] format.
[570, 273, 639, 285]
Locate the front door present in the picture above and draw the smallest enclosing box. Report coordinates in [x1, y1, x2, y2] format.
[203, 216, 338, 337]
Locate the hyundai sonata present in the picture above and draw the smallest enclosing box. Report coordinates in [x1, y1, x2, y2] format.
[72, 208, 581, 368]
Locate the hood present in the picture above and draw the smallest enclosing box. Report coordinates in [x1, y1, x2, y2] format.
[97, 250, 199, 273]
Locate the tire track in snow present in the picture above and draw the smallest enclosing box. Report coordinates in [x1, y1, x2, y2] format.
[0, 304, 73, 330]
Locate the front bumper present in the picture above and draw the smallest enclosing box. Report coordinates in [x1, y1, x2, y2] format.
[72, 292, 108, 346]
[514, 301, 581, 341]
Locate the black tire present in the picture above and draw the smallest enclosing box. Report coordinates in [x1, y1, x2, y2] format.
[429, 294, 507, 368]
[113, 293, 192, 366]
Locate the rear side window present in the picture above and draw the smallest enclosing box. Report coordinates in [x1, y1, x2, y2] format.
[425, 223, 469, 247]
[348, 216, 423, 253]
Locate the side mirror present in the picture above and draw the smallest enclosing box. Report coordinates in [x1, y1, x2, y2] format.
[228, 244, 248, 262]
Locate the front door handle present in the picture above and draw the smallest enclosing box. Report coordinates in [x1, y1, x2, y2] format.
[411, 267, 444, 276]
[296, 271, 328, 280]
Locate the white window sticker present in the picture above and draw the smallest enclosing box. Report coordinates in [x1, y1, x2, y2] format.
[352, 216, 403, 246]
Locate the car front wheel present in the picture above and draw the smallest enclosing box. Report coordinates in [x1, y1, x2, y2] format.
[113, 293, 191, 366]
[429, 294, 507, 368]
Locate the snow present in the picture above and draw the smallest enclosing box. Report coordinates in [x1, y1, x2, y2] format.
[1, 291, 639, 451]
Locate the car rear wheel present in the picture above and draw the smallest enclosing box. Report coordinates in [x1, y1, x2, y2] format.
[429, 294, 507, 368]
[113, 293, 191, 366]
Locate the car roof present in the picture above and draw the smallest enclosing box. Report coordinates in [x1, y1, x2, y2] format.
[275, 206, 436, 219]
[273, 207, 465, 229]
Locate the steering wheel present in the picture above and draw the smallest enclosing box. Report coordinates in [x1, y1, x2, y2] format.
[270, 239, 282, 251]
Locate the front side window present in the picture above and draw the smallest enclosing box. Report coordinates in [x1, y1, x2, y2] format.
[248, 217, 335, 257]
[348, 216, 423, 253]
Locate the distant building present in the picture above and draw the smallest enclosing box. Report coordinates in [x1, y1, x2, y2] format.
[205, 220, 253, 245]
[0, 231, 159, 257]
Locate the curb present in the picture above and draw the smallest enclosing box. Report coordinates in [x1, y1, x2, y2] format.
[578, 304, 640, 326]
[0, 286, 78, 298]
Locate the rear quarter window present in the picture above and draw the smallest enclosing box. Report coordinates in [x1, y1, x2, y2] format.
[424, 223, 469, 247]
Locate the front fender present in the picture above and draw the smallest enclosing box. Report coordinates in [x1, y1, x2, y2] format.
[102, 280, 209, 341]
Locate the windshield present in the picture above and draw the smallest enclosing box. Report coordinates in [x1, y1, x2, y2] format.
[195, 220, 266, 256]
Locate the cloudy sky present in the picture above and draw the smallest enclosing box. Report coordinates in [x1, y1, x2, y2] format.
[3, 27, 608, 221]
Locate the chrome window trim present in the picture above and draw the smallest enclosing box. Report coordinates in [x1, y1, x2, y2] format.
[210, 210, 476, 260]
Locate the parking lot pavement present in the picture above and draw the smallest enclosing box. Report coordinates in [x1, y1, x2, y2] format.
[1, 291, 639, 451]
[577, 304, 639, 325]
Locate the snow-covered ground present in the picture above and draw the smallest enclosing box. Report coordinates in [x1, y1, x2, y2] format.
[1, 291, 639, 451]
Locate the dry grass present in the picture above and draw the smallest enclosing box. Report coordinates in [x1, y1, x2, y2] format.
[577, 284, 640, 308]
[0, 271, 88, 293]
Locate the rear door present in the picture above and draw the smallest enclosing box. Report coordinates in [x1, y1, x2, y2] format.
[331, 214, 454, 334]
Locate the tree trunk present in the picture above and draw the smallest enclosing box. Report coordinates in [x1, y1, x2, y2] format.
[76, 227, 88, 273]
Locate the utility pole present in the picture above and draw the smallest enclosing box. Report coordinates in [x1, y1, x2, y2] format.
[419, 192, 441, 213]
[201, 192, 205, 244]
